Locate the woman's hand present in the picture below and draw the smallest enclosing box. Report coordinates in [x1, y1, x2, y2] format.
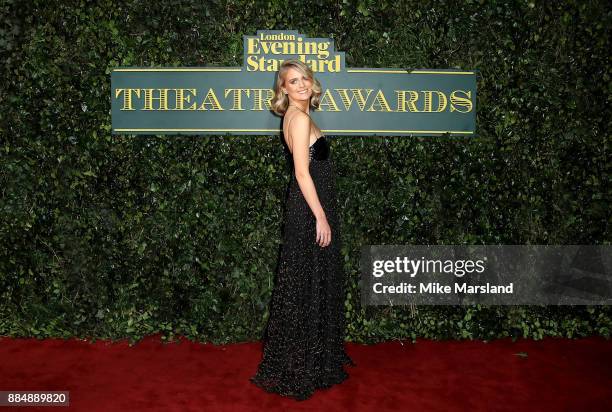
[316, 216, 331, 247]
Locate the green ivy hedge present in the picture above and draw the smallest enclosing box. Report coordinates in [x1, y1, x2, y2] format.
[1, 0, 610, 345]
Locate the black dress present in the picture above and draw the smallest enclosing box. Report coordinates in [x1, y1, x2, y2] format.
[250, 135, 356, 401]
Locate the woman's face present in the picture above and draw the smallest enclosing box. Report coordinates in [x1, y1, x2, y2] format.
[282, 67, 313, 103]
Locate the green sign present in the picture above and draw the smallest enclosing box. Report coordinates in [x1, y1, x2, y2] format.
[111, 29, 477, 136]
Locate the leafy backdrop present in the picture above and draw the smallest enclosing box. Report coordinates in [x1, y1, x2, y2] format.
[1, 0, 610, 344]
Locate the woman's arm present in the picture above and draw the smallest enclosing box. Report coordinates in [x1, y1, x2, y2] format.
[290, 113, 326, 221]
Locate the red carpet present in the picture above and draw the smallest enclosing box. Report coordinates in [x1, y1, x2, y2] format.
[0, 334, 610, 411]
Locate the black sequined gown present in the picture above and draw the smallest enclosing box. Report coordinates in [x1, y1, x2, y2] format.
[250, 135, 356, 401]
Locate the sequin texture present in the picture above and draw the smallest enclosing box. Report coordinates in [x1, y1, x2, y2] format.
[250, 135, 356, 401]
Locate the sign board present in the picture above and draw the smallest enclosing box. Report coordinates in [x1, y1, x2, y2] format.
[111, 30, 477, 136]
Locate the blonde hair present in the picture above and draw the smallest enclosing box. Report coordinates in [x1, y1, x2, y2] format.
[271, 59, 322, 116]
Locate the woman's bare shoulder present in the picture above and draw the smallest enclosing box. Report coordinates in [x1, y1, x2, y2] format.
[284, 111, 310, 136]
[286, 111, 310, 131]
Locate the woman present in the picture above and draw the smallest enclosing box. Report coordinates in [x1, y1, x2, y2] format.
[250, 59, 356, 401]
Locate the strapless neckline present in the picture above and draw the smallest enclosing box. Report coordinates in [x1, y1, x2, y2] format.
[309, 135, 330, 161]
[309, 135, 325, 148]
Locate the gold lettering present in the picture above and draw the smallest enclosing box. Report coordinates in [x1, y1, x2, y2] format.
[115, 86, 473, 115]
[422, 91, 435, 112]
[246, 55, 263, 71]
[434, 91, 448, 112]
[421, 91, 447, 112]
[450, 90, 472, 113]
[247, 37, 260, 55]
[115, 88, 141, 111]
[251, 89, 274, 111]
[336, 89, 373, 111]
[367, 90, 392, 112]
[197, 89, 224, 110]
[142, 88, 170, 110]
[395, 91, 421, 112]
[174, 89, 196, 110]
[318, 89, 341, 112]
[225, 89, 251, 110]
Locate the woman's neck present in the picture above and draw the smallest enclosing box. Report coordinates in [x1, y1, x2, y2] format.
[288, 100, 309, 114]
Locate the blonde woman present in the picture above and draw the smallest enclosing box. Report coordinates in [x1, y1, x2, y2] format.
[250, 59, 355, 401]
